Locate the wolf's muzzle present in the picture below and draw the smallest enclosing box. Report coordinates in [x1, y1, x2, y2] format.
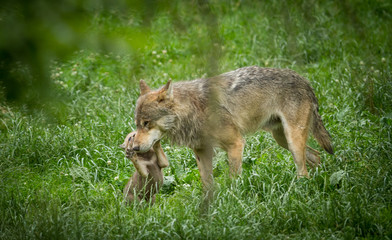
[133, 146, 140, 151]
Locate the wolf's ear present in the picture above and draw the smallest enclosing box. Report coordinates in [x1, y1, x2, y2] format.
[140, 80, 151, 95]
[158, 80, 173, 101]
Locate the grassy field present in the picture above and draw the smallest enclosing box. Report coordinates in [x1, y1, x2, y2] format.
[1, 1, 392, 239]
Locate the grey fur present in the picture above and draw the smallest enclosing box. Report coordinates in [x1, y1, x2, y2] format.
[133, 66, 333, 194]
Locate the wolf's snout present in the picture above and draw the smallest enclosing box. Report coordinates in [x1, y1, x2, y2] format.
[133, 146, 140, 151]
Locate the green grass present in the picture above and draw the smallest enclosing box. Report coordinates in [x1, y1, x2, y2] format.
[1, 1, 392, 239]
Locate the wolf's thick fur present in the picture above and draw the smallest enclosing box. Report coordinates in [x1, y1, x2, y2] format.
[133, 66, 333, 193]
[121, 132, 169, 204]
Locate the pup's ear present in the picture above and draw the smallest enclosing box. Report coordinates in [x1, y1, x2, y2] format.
[140, 80, 151, 95]
[119, 143, 126, 149]
[157, 80, 173, 102]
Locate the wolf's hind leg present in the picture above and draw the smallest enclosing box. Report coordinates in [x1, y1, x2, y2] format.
[281, 113, 310, 178]
[271, 125, 320, 169]
[271, 125, 289, 149]
[305, 146, 320, 168]
[286, 129, 308, 177]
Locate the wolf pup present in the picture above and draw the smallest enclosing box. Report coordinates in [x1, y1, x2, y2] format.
[132, 66, 333, 194]
[120, 131, 169, 204]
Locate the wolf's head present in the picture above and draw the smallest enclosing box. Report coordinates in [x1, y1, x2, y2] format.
[133, 80, 176, 152]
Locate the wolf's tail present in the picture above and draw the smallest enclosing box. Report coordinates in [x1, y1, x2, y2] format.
[312, 106, 334, 155]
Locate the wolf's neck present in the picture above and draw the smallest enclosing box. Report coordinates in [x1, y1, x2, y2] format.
[168, 111, 205, 149]
[165, 80, 209, 149]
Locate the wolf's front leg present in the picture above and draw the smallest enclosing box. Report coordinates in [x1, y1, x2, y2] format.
[219, 126, 245, 178]
[226, 137, 245, 178]
[193, 147, 214, 202]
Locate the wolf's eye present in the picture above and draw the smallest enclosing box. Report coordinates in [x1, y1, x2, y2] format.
[143, 121, 149, 128]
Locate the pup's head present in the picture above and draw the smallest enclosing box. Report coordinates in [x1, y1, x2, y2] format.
[120, 131, 149, 177]
[132, 80, 176, 153]
[120, 131, 136, 150]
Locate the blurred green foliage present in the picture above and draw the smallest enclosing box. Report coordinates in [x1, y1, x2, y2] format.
[0, 0, 225, 107]
[1, 0, 391, 111]
[0, 0, 156, 106]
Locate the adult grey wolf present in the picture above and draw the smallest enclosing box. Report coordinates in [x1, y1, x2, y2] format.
[131, 66, 333, 195]
[121, 131, 169, 204]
